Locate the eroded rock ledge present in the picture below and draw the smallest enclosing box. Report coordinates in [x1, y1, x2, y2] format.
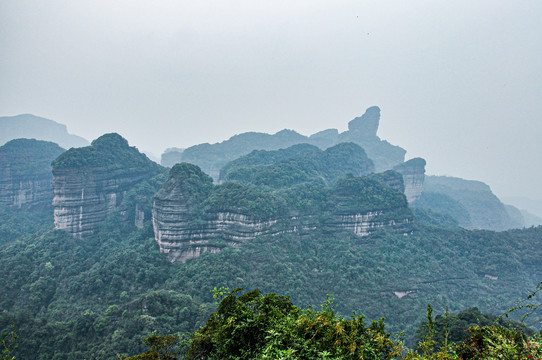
[393, 158, 426, 203]
[153, 163, 412, 263]
[52, 133, 161, 238]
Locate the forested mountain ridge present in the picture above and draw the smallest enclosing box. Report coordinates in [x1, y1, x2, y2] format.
[0, 139, 65, 208]
[1, 212, 541, 358]
[220, 142, 375, 187]
[152, 161, 412, 262]
[415, 175, 525, 231]
[0, 117, 541, 358]
[161, 106, 406, 176]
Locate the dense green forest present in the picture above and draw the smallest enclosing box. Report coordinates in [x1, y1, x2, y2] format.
[159, 161, 409, 223]
[119, 289, 542, 359]
[220, 142, 375, 188]
[1, 209, 542, 358]
[0, 139, 64, 180]
[1, 135, 542, 358]
[52, 133, 161, 173]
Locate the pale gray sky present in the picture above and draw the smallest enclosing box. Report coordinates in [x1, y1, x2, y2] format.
[1, 0, 541, 200]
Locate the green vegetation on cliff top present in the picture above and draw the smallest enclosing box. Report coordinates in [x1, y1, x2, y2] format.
[221, 142, 375, 188]
[162, 160, 408, 221]
[52, 133, 160, 172]
[0, 138, 65, 179]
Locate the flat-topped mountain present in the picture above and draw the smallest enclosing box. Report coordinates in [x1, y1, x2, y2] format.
[0, 138, 65, 208]
[52, 133, 163, 238]
[0, 114, 88, 149]
[161, 106, 406, 177]
[152, 162, 412, 263]
[393, 158, 426, 203]
[220, 143, 425, 203]
[415, 176, 523, 231]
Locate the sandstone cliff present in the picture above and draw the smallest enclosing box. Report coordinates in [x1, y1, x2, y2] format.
[153, 164, 412, 263]
[52, 133, 162, 238]
[0, 139, 65, 208]
[393, 158, 426, 203]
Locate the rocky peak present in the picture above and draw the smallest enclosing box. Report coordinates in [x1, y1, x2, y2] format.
[347, 106, 381, 136]
[393, 158, 426, 203]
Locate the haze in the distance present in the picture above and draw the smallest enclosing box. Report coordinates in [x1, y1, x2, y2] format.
[1, 0, 541, 201]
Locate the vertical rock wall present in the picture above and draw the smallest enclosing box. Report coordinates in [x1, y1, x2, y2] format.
[51, 133, 162, 238]
[393, 158, 426, 203]
[52, 168, 152, 238]
[0, 139, 64, 208]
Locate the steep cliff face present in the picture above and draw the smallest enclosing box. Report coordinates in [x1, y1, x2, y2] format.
[393, 158, 426, 203]
[52, 133, 162, 238]
[0, 139, 65, 208]
[153, 164, 412, 263]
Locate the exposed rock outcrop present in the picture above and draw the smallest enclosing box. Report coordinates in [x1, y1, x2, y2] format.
[52, 133, 162, 238]
[153, 164, 412, 263]
[393, 158, 426, 203]
[0, 139, 65, 208]
[337, 107, 406, 172]
[347, 106, 380, 136]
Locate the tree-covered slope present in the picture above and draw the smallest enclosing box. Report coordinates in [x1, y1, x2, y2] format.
[161, 106, 406, 177]
[162, 129, 308, 177]
[218, 143, 321, 181]
[52, 133, 160, 172]
[418, 176, 522, 231]
[2, 209, 542, 358]
[0, 138, 65, 180]
[220, 142, 375, 188]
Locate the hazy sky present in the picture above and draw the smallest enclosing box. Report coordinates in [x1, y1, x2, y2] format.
[1, 0, 541, 200]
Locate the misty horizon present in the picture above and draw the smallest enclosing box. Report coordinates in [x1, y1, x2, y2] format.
[2, 1, 541, 201]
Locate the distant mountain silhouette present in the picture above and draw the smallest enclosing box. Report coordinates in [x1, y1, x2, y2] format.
[0, 114, 88, 149]
[161, 106, 406, 177]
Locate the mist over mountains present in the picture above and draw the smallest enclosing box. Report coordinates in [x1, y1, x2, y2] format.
[1, 105, 541, 358]
[0, 114, 88, 149]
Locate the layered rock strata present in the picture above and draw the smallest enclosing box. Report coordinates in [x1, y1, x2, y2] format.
[53, 168, 154, 238]
[153, 164, 412, 263]
[393, 158, 426, 203]
[0, 139, 65, 208]
[52, 133, 161, 238]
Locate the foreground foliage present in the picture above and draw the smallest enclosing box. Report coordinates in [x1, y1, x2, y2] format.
[125, 289, 542, 360]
